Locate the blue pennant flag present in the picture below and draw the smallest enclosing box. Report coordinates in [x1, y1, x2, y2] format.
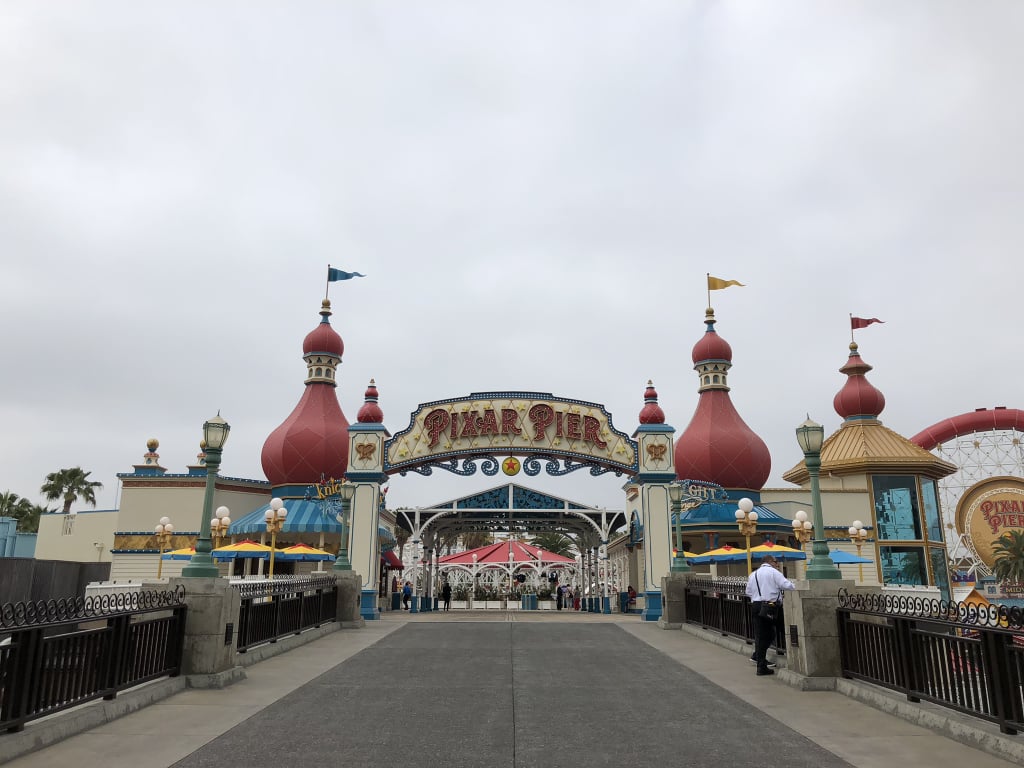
[327, 267, 366, 282]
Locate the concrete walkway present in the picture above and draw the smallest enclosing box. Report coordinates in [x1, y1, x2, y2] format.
[4, 611, 1021, 768]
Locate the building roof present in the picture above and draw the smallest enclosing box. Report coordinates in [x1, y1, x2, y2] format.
[782, 419, 957, 484]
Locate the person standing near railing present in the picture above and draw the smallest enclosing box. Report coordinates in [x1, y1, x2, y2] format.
[745, 555, 794, 676]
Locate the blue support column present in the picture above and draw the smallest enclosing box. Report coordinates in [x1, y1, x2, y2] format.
[602, 596, 611, 614]
[641, 590, 662, 622]
[410, 594, 420, 614]
[360, 589, 379, 621]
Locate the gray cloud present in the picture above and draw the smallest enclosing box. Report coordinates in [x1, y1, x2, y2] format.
[1, 2, 1022, 515]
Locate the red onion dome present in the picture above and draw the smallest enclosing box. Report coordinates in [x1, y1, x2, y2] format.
[357, 379, 384, 423]
[691, 308, 732, 364]
[675, 307, 770, 489]
[833, 342, 886, 421]
[261, 299, 350, 485]
[674, 392, 771, 489]
[638, 380, 665, 424]
[302, 299, 344, 357]
[261, 388, 350, 485]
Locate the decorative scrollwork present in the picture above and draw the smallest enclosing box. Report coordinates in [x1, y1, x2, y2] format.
[837, 588, 1024, 630]
[234, 575, 338, 600]
[686, 576, 748, 596]
[0, 584, 187, 629]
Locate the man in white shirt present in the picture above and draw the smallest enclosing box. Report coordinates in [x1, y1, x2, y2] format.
[745, 555, 795, 676]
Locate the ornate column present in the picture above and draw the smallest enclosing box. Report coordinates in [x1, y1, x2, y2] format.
[633, 382, 677, 623]
[346, 382, 391, 621]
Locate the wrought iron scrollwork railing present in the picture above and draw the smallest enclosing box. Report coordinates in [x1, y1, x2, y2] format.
[838, 588, 1024, 736]
[0, 586, 187, 734]
[235, 576, 338, 652]
[0, 584, 186, 629]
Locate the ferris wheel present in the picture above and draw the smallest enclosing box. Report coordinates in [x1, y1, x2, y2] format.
[911, 407, 1024, 577]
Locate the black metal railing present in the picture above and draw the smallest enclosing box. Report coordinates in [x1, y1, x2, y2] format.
[235, 575, 338, 652]
[838, 589, 1024, 735]
[0, 585, 187, 734]
[684, 576, 755, 643]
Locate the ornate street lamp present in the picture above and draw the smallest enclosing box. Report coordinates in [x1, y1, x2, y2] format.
[155, 517, 173, 579]
[668, 483, 691, 573]
[734, 498, 758, 575]
[849, 520, 869, 583]
[182, 413, 230, 577]
[265, 498, 288, 579]
[791, 509, 813, 577]
[795, 417, 842, 580]
[333, 481, 355, 571]
[210, 506, 231, 549]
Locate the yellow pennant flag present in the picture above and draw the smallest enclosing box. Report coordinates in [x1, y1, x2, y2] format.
[707, 275, 745, 290]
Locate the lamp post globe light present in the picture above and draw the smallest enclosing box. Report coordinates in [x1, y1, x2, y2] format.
[210, 507, 231, 549]
[265, 498, 288, 579]
[182, 413, 230, 578]
[668, 483, 691, 574]
[155, 517, 173, 579]
[333, 481, 355, 571]
[791, 510, 814, 577]
[735, 498, 758, 575]
[795, 417, 842, 580]
[849, 521, 869, 582]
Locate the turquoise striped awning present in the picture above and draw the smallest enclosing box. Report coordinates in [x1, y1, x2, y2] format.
[229, 500, 342, 536]
[228, 500, 400, 549]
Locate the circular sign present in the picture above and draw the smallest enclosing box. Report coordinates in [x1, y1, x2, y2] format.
[502, 457, 521, 476]
[956, 476, 1024, 570]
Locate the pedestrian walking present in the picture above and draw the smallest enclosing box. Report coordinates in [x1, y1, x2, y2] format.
[442, 580, 452, 611]
[402, 580, 412, 610]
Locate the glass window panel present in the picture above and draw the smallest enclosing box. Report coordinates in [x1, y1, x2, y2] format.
[921, 478, 943, 542]
[879, 545, 927, 586]
[929, 547, 951, 603]
[872, 475, 922, 540]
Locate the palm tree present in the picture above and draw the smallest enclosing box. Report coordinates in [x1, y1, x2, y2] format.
[0, 492, 48, 533]
[40, 467, 104, 514]
[395, 527, 410, 562]
[460, 531, 493, 551]
[530, 532, 575, 557]
[992, 530, 1024, 584]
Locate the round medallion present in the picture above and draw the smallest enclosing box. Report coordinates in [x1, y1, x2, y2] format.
[502, 457, 521, 476]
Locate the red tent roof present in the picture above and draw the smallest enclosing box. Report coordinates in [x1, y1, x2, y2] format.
[439, 540, 575, 566]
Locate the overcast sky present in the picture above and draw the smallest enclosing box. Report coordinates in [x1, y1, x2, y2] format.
[2, 2, 1022, 519]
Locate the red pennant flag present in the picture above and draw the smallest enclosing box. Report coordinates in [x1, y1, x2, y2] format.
[851, 317, 884, 330]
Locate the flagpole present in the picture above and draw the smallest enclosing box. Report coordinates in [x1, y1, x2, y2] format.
[706, 273, 711, 309]
[326, 264, 331, 301]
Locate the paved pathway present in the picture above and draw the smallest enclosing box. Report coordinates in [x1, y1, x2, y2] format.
[5, 612, 1021, 768]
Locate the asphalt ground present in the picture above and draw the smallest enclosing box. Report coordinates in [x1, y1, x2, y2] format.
[168, 622, 850, 768]
[4, 611, 1020, 768]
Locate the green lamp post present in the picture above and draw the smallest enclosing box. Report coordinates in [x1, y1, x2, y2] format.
[182, 412, 230, 578]
[668, 483, 691, 573]
[795, 416, 842, 580]
[333, 481, 355, 571]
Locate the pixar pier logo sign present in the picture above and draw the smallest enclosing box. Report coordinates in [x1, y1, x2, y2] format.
[384, 392, 638, 474]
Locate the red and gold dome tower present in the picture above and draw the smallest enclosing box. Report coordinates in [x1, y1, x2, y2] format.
[260, 299, 350, 487]
[674, 308, 771, 490]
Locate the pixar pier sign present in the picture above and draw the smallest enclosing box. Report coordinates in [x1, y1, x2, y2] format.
[384, 392, 638, 475]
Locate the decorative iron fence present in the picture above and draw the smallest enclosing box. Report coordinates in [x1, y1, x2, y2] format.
[0, 585, 187, 734]
[684, 577, 755, 643]
[235, 575, 338, 652]
[838, 589, 1024, 735]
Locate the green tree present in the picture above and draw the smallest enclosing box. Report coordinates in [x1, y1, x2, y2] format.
[530, 532, 575, 557]
[992, 529, 1024, 584]
[0, 492, 48, 533]
[460, 531, 493, 551]
[40, 467, 104, 514]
